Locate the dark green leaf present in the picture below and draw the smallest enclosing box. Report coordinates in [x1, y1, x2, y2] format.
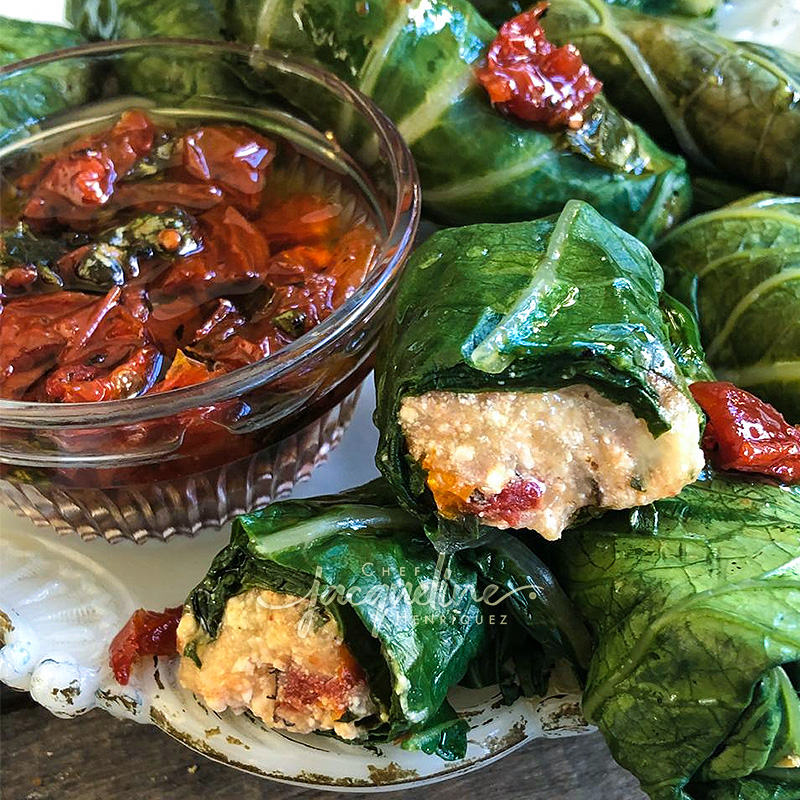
[471, 0, 720, 27]
[557, 474, 800, 800]
[660, 293, 715, 382]
[272, 309, 307, 338]
[1, 222, 67, 290]
[44, 208, 201, 292]
[66, 0, 249, 104]
[397, 701, 469, 760]
[463, 531, 592, 670]
[542, 0, 800, 194]
[0, 17, 91, 147]
[698, 667, 800, 782]
[691, 173, 753, 215]
[0, 17, 84, 66]
[66, 0, 225, 40]
[690, 770, 800, 800]
[656, 193, 800, 422]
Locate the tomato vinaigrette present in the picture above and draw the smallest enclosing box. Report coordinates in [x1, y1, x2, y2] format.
[0, 110, 381, 403]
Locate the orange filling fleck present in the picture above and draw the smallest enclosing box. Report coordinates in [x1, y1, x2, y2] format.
[421, 454, 477, 519]
[421, 455, 544, 527]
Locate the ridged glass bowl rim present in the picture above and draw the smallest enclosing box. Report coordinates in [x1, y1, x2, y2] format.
[0, 38, 420, 429]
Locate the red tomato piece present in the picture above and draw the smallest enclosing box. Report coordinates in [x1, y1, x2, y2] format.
[277, 656, 367, 716]
[58, 287, 147, 366]
[183, 125, 276, 195]
[23, 110, 155, 224]
[109, 606, 183, 685]
[45, 345, 162, 402]
[182, 298, 247, 364]
[190, 330, 277, 371]
[476, 2, 602, 129]
[266, 244, 334, 284]
[157, 205, 270, 301]
[257, 194, 345, 248]
[111, 181, 223, 213]
[327, 225, 379, 306]
[156, 349, 224, 392]
[145, 296, 212, 358]
[1, 266, 40, 290]
[102, 109, 156, 177]
[269, 273, 337, 331]
[690, 381, 800, 484]
[0, 293, 98, 399]
[23, 150, 117, 222]
[465, 477, 545, 527]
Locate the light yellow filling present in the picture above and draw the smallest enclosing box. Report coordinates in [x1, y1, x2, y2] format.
[399, 380, 704, 540]
[177, 589, 377, 739]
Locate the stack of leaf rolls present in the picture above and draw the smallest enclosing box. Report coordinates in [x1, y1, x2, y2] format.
[3, 2, 799, 799]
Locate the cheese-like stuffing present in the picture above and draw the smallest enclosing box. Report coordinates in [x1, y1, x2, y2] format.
[176, 589, 377, 739]
[399, 380, 704, 540]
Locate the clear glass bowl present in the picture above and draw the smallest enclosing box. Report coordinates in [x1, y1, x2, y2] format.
[0, 39, 420, 542]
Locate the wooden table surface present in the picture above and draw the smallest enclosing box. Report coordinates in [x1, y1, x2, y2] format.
[1, 684, 645, 800]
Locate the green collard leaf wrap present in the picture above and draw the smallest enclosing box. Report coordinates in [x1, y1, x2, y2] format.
[463, 532, 592, 674]
[690, 173, 754, 215]
[66, 0, 226, 40]
[66, 0, 691, 243]
[183, 481, 486, 759]
[660, 293, 716, 383]
[0, 18, 90, 147]
[254, 0, 689, 242]
[691, 770, 800, 800]
[66, 0, 247, 103]
[374, 201, 700, 542]
[656, 193, 800, 422]
[541, 0, 800, 194]
[556, 474, 800, 800]
[472, 0, 720, 28]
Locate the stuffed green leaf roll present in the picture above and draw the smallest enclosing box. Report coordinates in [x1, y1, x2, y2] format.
[0, 18, 90, 146]
[67, 0, 691, 243]
[64, 0, 247, 103]
[472, 0, 721, 28]
[656, 193, 800, 423]
[178, 481, 482, 757]
[177, 481, 587, 758]
[541, 0, 800, 195]
[556, 474, 800, 800]
[375, 200, 705, 548]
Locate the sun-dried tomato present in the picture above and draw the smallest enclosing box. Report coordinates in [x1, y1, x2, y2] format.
[465, 478, 546, 527]
[156, 205, 271, 302]
[3, 110, 378, 404]
[277, 655, 367, 717]
[257, 194, 345, 248]
[0, 292, 98, 399]
[476, 3, 602, 129]
[45, 345, 163, 402]
[110, 606, 183, 685]
[183, 125, 275, 195]
[690, 381, 800, 484]
[23, 110, 155, 223]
